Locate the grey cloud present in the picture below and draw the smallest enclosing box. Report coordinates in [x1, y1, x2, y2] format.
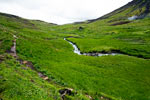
[0, 0, 132, 24]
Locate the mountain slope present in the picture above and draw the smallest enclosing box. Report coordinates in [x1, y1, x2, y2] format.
[88, 0, 150, 23]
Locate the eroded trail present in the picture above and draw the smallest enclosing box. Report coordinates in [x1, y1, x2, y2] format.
[10, 35, 75, 100]
[9, 35, 113, 100]
[10, 35, 17, 58]
[10, 35, 51, 81]
[64, 38, 120, 57]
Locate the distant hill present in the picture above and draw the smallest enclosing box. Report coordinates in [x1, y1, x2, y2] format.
[0, 12, 57, 28]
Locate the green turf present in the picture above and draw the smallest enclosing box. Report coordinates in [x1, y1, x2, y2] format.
[0, 3, 150, 99]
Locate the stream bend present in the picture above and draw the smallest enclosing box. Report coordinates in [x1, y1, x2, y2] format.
[64, 38, 120, 57]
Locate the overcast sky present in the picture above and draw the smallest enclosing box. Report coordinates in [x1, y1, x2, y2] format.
[0, 0, 132, 25]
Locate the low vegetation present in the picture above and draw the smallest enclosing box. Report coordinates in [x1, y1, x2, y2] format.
[0, 0, 150, 99]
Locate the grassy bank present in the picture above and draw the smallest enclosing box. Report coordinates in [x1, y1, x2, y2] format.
[0, 11, 150, 100]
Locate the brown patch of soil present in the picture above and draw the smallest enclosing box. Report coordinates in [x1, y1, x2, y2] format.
[110, 21, 131, 26]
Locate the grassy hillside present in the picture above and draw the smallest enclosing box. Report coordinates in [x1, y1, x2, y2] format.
[0, 13, 91, 100]
[88, 0, 150, 23]
[0, 0, 150, 100]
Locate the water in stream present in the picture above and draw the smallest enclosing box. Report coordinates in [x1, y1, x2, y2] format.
[64, 38, 120, 56]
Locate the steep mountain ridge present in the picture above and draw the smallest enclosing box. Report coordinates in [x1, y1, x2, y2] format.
[88, 0, 150, 23]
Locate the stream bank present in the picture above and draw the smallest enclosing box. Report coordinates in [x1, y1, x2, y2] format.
[64, 38, 120, 57]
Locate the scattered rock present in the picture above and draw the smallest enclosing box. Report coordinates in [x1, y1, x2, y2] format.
[67, 88, 73, 91]
[59, 88, 74, 99]
[38, 72, 44, 77]
[100, 96, 110, 100]
[23, 61, 28, 64]
[101, 96, 104, 99]
[43, 77, 49, 80]
[86, 94, 92, 100]
[0, 55, 5, 63]
[38, 72, 50, 81]
[79, 26, 84, 30]
[22, 61, 35, 70]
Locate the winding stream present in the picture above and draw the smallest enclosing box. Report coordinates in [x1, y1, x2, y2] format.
[64, 38, 120, 56]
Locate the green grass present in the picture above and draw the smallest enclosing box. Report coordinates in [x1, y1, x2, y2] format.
[0, 26, 13, 54]
[16, 31, 150, 100]
[0, 13, 91, 100]
[0, 55, 90, 100]
[67, 33, 150, 58]
[0, 55, 61, 100]
[0, 10, 150, 100]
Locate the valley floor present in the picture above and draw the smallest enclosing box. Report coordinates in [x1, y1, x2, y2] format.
[0, 13, 150, 100]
